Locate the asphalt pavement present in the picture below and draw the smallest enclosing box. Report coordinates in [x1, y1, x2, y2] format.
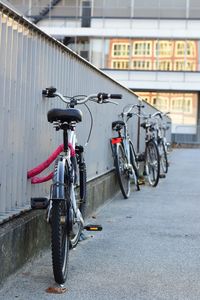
[1, 148, 200, 300]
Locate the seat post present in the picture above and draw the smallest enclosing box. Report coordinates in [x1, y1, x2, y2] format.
[63, 126, 68, 153]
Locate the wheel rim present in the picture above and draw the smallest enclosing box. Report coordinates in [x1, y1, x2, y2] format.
[117, 144, 130, 197]
[146, 143, 159, 185]
[159, 143, 168, 173]
[129, 141, 139, 187]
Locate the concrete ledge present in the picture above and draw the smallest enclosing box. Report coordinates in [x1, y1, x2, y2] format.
[172, 143, 200, 148]
[0, 170, 118, 285]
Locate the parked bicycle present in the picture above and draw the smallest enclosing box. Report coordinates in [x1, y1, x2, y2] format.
[140, 112, 161, 187]
[151, 111, 169, 174]
[111, 104, 140, 199]
[31, 87, 122, 285]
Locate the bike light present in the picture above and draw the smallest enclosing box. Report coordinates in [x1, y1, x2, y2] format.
[111, 137, 122, 144]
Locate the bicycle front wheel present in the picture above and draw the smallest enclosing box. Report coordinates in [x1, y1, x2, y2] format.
[51, 160, 70, 284]
[114, 143, 130, 199]
[159, 140, 168, 174]
[145, 140, 160, 187]
[67, 153, 86, 248]
[129, 140, 140, 191]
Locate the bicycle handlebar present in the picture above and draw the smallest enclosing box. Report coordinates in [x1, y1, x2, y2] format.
[42, 87, 122, 105]
[151, 111, 163, 119]
[122, 103, 145, 115]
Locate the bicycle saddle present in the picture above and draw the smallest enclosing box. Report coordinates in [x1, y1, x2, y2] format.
[47, 108, 82, 123]
[112, 120, 125, 130]
[140, 122, 155, 130]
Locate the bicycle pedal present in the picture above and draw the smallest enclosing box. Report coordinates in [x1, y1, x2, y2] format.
[84, 224, 103, 231]
[31, 197, 49, 209]
[159, 174, 166, 179]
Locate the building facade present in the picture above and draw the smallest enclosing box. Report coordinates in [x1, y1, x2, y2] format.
[4, 0, 200, 142]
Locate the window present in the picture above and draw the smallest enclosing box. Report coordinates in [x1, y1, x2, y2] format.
[133, 41, 152, 56]
[112, 60, 129, 69]
[108, 39, 198, 72]
[152, 97, 169, 110]
[174, 60, 185, 71]
[171, 97, 192, 113]
[112, 43, 130, 57]
[155, 60, 172, 71]
[132, 60, 151, 70]
[175, 41, 185, 56]
[155, 41, 173, 57]
[186, 41, 196, 57]
[186, 61, 196, 71]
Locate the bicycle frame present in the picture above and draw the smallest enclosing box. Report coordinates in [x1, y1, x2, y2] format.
[121, 118, 131, 163]
[50, 122, 83, 226]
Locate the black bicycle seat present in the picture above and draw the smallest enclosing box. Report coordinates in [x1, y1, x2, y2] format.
[112, 120, 125, 130]
[47, 108, 82, 123]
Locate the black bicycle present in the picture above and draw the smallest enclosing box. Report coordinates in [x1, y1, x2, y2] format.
[140, 114, 160, 187]
[153, 111, 170, 174]
[111, 104, 140, 199]
[31, 87, 121, 285]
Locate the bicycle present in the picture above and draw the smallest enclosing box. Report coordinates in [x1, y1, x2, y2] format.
[111, 104, 140, 199]
[151, 111, 169, 174]
[140, 113, 161, 187]
[31, 87, 122, 285]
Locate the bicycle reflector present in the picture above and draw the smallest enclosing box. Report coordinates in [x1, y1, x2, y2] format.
[111, 137, 122, 144]
[84, 224, 103, 231]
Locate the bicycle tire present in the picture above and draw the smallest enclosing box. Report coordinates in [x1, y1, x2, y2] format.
[129, 140, 140, 191]
[145, 140, 160, 187]
[69, 156, 84, 249]
[114, 142, 130, 199]
[51, 160, 70, 284]
[159, 140, 168, 174]
[79, 160, 87, 219]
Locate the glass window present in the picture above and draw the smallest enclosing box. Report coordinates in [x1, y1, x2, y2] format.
[106, 38, 199, 72]
[155, 60, 172, 71]
[112, 43, 130, 57]
[132, 60, 151, 70]
[152, 96, 169, 110]
[135, 92, 197, 134]
[133, 41, 152, 56]
[112, 60, 129, 69]
[155, 40, 173, 57]
[186, 41, 196, 57]
[175, 41, 185, 56]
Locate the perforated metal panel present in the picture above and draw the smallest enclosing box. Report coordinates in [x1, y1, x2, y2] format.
[0, 2, 170, 222]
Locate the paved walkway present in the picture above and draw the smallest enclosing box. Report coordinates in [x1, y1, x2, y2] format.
[1, 149, 200, 300]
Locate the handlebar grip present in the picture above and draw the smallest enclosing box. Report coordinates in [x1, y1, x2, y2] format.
[42, 87, 57, 98]
[110, 94, 122, 99]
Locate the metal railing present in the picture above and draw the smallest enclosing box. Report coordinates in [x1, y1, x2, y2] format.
[0, 1, 170, 223]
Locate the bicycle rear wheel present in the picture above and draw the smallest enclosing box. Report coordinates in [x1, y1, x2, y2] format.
[159, 140, 168, 174]
[78, 152, 87, 219]
[51, 160, 70, 284]
[145, 140, 160, 187]
[114, 143, 130, 199]
[129, 140, 140, 191]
